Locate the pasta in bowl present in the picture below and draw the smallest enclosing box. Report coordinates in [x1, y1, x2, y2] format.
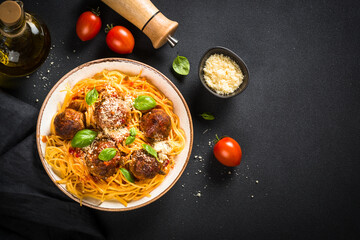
[36, 58, 193, 211]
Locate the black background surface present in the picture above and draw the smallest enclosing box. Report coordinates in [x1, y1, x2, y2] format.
[1, 0, 360, 239]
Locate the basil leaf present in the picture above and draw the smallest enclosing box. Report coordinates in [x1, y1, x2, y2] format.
[172, 55, 190, 75]
[134, 95, 156, 111]
[85, 87, 98, 106]
[125, 136, 135, 145]
[98, 148, 117, 161]
[142, 144, 158, 160]
[120, 168, 134, 183]
[200, 112, 215, 120]
[71, 129, 97, 148]
[129, 127, 137, 136]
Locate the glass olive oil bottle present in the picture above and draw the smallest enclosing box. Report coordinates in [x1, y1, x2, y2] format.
[0, 0, 50, 78]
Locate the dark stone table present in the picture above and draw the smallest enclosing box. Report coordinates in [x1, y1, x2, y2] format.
[2, 0, 359, 239]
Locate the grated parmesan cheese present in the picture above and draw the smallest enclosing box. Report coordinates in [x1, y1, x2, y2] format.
[103, 127, 129, 143]
[153, 141, 171, 154]
[124, 95, 134, 109]
[203, 53, 244, 95]
[153, 141, 172, 162]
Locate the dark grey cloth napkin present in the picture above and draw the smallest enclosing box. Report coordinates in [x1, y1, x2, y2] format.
[0, 90, 105, 240]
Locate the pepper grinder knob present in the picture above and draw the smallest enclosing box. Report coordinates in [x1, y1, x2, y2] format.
[101, 0, 178, 49]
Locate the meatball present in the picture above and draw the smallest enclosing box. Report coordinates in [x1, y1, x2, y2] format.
[85, 138, 121, 179]
[94, 97, 131, 129]
[140, 109, 171, 140]
[67, 100, 83, 112]
[54, 108, 85, 140]
[129, 150, 161, 180]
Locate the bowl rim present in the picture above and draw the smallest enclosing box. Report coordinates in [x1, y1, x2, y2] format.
[36, 57, 193, 211]
[198, 46, 249, 98]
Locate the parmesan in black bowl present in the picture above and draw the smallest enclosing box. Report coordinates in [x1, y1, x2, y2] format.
[199, 47, 249, 98]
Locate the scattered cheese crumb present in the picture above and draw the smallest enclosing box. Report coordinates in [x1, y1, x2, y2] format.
[194, 192, 202, 197]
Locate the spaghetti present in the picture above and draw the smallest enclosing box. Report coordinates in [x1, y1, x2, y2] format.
[44, 70, 185, 206]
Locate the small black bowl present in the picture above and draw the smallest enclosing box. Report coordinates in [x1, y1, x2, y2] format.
[198, 46, 249, 98]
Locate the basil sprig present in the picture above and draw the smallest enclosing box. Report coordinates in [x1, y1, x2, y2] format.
[125, 136, 135, 145]
[142, 144, 158, 161]
[129, 127, 137, 136]
[71, 129, 97, 148]
[98, 148, 117, 161]
[200, 112, 215, 120]
[172, 55, 190, 75]
[134, 95, 156, 111]
[120, 168, 134, 183]
[125, 127, 137, 145]
[85, 87, 99, 106]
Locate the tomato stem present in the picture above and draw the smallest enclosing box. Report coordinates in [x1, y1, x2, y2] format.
[213, 134, 220, 144]
[105, 24, 114, 33]
[91, 6, 101, 17]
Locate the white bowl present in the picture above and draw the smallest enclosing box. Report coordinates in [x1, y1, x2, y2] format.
[36, 58, 193, 211]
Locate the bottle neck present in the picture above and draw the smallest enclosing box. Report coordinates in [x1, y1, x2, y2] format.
[0, 1, 26, 37]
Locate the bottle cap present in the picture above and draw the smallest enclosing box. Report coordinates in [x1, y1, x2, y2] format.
[0, 1, 22, 26]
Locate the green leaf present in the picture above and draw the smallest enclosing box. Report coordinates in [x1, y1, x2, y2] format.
[134, 95, 156, 111]
[142, 144, 158, 161]
[125, 127, 137, 144]
[71, 129, 97, 148]
[98, 148, 117, 161]
[129, 127, 137, 136]
[172, 55, 190, 75]
[85, 87, 99, 106]
[120, 168, 134, 183]
[200, 112, 215, 120]
[125, 136, 135, 145]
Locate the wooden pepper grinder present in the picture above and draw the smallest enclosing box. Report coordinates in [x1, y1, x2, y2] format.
[101, 0, 178, 49]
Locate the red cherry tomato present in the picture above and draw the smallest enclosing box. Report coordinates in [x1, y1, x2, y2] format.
[76, 11, 102, 41]
[213, 136, 242, 167]
[106, 26, 135, 54]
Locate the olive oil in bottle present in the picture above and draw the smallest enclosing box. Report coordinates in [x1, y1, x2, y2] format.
[0, 0, 50, 79]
